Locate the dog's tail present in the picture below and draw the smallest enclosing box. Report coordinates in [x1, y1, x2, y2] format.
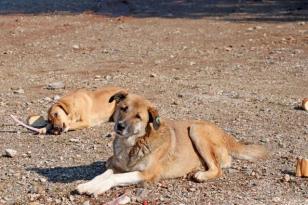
[225, 135, 268, 161]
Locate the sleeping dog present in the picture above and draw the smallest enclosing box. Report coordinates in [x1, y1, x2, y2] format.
[47, 86, 125, 134]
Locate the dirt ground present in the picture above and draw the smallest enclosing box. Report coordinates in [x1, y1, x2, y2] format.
[0, 0, 307, 204]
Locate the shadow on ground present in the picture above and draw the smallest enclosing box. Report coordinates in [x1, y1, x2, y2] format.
[28, 161, 106, 183]
[0, 0, 307, 22]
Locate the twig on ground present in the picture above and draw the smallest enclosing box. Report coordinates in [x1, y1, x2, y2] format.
[10, 114, 42, 133]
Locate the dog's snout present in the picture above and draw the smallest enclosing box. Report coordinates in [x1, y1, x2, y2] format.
[116, 121, 125, 132]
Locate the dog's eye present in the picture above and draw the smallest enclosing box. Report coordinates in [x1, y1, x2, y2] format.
[136, 113, 141, 119]
[54, 112, 58, 117]
[121, 106, 128, 112]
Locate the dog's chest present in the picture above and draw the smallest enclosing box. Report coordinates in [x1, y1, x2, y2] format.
[112, 136, 149, 171]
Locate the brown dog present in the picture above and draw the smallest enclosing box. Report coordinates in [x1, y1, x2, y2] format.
[47, 86, 125, 134]
[77, 91, 268, 196]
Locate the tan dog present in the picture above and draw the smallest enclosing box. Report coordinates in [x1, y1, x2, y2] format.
[77, 91, 268, 196]
[47, 86, 125, 134]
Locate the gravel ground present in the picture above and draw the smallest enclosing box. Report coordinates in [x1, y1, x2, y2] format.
[0, 0, 307, 204]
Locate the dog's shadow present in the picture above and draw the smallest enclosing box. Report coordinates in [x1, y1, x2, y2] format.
[28, 161, 106, 183]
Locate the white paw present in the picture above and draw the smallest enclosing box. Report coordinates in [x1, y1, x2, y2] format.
[193, 171, 206, 182]
[76, 178, 114, 196]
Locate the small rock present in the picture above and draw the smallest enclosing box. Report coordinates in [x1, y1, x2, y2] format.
[94, 75, 101, 79]
[105, 75, 112, 80]
[298, 21, 305, 25]
[53, 95, 60, 101]
[39, 178, 47, 183]
[284, 174, 290, 182]
[47, 81, 65, 90]
[13, 88, 24, 94]
[150, 73, 157, 78]
[4, 149, 17, 157]
[118, 196, 131, 205]
[83, 200, 90, 205]
[72, 44, 80, 49]
[190, 61, 196, 66]
[69, 138, 79, 143]
[27, 115, 47, 128]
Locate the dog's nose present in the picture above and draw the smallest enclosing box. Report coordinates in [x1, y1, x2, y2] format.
[116, 121, 125, 132]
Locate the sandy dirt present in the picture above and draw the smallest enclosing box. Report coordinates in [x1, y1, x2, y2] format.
[0, 0, 307, 204]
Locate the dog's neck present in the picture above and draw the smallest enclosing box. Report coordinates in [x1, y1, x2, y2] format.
[124, 124, 153, 146]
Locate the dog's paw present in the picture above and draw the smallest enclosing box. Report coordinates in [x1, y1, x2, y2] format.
[76, 178, 113, 197]
[193, 171, 207, 182]
[76, 182, 92, 195]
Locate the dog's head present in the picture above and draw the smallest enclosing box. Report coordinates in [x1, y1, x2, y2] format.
[109, 91, 160, 138]
[47, 101, 70, 134]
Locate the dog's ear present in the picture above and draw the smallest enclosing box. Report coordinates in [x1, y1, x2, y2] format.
[148, 106, 160, 130]
[109, 91, 128, 103]
[56, 101, 70, 115]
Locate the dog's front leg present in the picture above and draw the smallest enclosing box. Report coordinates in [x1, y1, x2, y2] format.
[66, 120, 90, 132]
[76, 171, 143, 197]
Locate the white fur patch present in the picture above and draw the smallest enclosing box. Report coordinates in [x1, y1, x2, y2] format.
[77, 171, 142, 196]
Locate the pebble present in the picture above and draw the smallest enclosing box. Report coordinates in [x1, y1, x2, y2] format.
[4, 149, 17, 157]
[13, 88, 24, 94]
[284, 174, 290, 182]
[69, 138, 80, 143]
[105, 75, 112, 80]
[172, 100, 179, 105]
[39, 178, 47, 183]
[150, 73, 157, 78]
[47, 81, 65, 90]
[72, 44, 80, 49]
[118, 196, 131, 204]
[53, 95, 60, 101]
